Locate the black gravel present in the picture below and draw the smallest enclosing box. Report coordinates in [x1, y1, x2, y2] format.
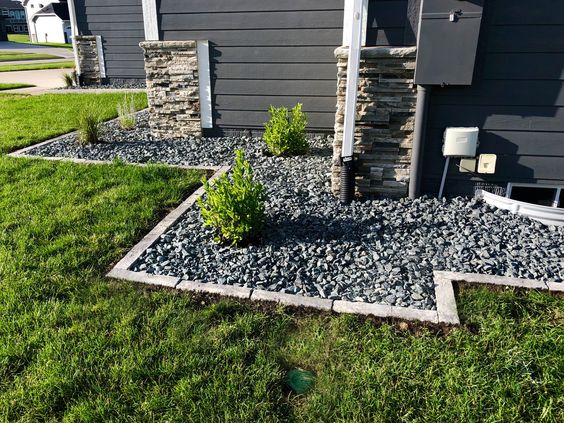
[23, 112, 564, 310]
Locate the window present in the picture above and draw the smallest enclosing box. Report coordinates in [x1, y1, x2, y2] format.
[6, 25, 12, 32]
[1, 9, 8, 16]
[507, 183, 563, 208]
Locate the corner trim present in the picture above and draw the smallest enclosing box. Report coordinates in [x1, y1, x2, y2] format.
[141, 0, 159, 41]
[197, 40, 213, 129]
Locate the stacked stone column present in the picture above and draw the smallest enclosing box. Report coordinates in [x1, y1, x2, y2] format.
[140, 41, 202, 139]
[75, 35, 101, 85]
[332, 46, 417, 198]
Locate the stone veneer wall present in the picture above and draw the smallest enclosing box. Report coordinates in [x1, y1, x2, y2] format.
[75, 35, 101, 85]
[139, 41, 202, 139]
[332, 46, 418, 198]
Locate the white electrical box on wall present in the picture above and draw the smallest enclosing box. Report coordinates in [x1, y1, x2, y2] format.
[443, 127, 479, 157]
[478, 154, 497, 174]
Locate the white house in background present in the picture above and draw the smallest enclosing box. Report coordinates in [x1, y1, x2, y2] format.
[19, 0, 70, 43]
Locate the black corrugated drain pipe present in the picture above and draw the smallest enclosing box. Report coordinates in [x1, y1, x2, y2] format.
[408, 85, 432, 199]
[340, 157, 355, 204]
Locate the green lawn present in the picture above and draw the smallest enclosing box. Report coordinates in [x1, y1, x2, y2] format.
[0, 52, 61, 62]
[0, 61, 75, 72]
[0, 83, 35, 91]
[7, 33, 72, 49]
[0, 94, 562, 421]
[0, 92, 147, 153]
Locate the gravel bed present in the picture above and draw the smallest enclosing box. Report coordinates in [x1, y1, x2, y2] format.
[61, 80, 146, 90]
[26, 112, 245, 166]
[23, 113, 564, 310]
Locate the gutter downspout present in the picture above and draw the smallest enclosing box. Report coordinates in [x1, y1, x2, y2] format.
[340, 0, 365, 204]
[67, 0, 81, 77]
[408, 84, 431, 199]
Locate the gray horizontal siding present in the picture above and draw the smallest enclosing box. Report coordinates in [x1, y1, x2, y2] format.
[159, 0, 344, 132]
[366, 0, 419, 46]
[75, 0, 145, 79]
[423, 0, 564, 196]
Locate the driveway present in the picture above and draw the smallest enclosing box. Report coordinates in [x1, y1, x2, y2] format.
[0, 41, 74, 59]
[0, 69, 69, 94]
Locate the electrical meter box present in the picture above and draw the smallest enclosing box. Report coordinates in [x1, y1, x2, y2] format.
[443, 127, 479, 157]
[414, 0, 484, 85]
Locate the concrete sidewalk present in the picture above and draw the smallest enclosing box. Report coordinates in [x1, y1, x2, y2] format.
[0, 69, 68, 94]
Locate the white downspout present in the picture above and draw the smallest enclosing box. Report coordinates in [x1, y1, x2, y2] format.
[67, 0, 80, 75]
[340, 0, 366, 203]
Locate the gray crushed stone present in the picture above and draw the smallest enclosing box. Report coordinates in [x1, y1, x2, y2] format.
[23, 111, 564, 310]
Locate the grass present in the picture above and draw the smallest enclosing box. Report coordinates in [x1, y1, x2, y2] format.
[0, 83, 34, 91]
[0, 61, 75, 72]
[0, 92, 147, 153]
[0, 52, 61, 62]
[0, 94, 561, 421]
[7, 33, 72, 49]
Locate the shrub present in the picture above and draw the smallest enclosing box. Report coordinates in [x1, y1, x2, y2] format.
[76, 110, 102, 145]
[197, 150, 266, 245]
[62, 71, 76, 88]
[117, 94, 136, 130]
[263, 103, 308, 156]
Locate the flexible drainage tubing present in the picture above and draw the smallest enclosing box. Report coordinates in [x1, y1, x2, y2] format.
[408, 85, 432, 199]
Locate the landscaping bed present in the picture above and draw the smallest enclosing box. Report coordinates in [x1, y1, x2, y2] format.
[1, 94, 562, 421]
[21, 112, 564, 311]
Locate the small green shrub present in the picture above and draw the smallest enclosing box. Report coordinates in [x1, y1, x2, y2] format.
[62, 71, 76, 88]
[117, 94, 136, 130]
[76, 110, 102, 145]
[263, 103, 308, 156]
[197, 150, 266, 245]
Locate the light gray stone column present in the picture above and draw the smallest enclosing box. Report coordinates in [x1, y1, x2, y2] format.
[75, 35, 101, 85]
[332, 46, 417, 198]
[140, 40, 202, 139]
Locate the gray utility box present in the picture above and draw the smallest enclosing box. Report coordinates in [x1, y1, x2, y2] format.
[415, 0, 484, 85]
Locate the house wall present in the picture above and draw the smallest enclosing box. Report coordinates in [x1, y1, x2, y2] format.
[74, 0, 145, 81]
[34, 15, 65, 43]
[366, 0, 419, 46]
[158, 0, 345, 133]
[421, 0, 564, 196]
[72, 0, 416, 131]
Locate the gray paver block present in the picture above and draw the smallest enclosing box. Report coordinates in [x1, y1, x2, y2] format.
[390, 306, 439, 323]
[435, 271, 547, 290]
[333, 300, 392, 317]
[434, 276, 460, 325]
[250, 289, 333, 311]
[107, 268, 179, 288]
[547, 281, 564, 293]
[176, 280, 252, 299]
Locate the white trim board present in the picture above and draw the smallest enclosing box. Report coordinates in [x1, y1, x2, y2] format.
[341, 0, 365, 159]
[95, 35, 106, 78]
[141, 0, 159, 41]
[197, 40, 213, 129]
[67, 0, 81, 74]
[342, 0, 368, 46]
